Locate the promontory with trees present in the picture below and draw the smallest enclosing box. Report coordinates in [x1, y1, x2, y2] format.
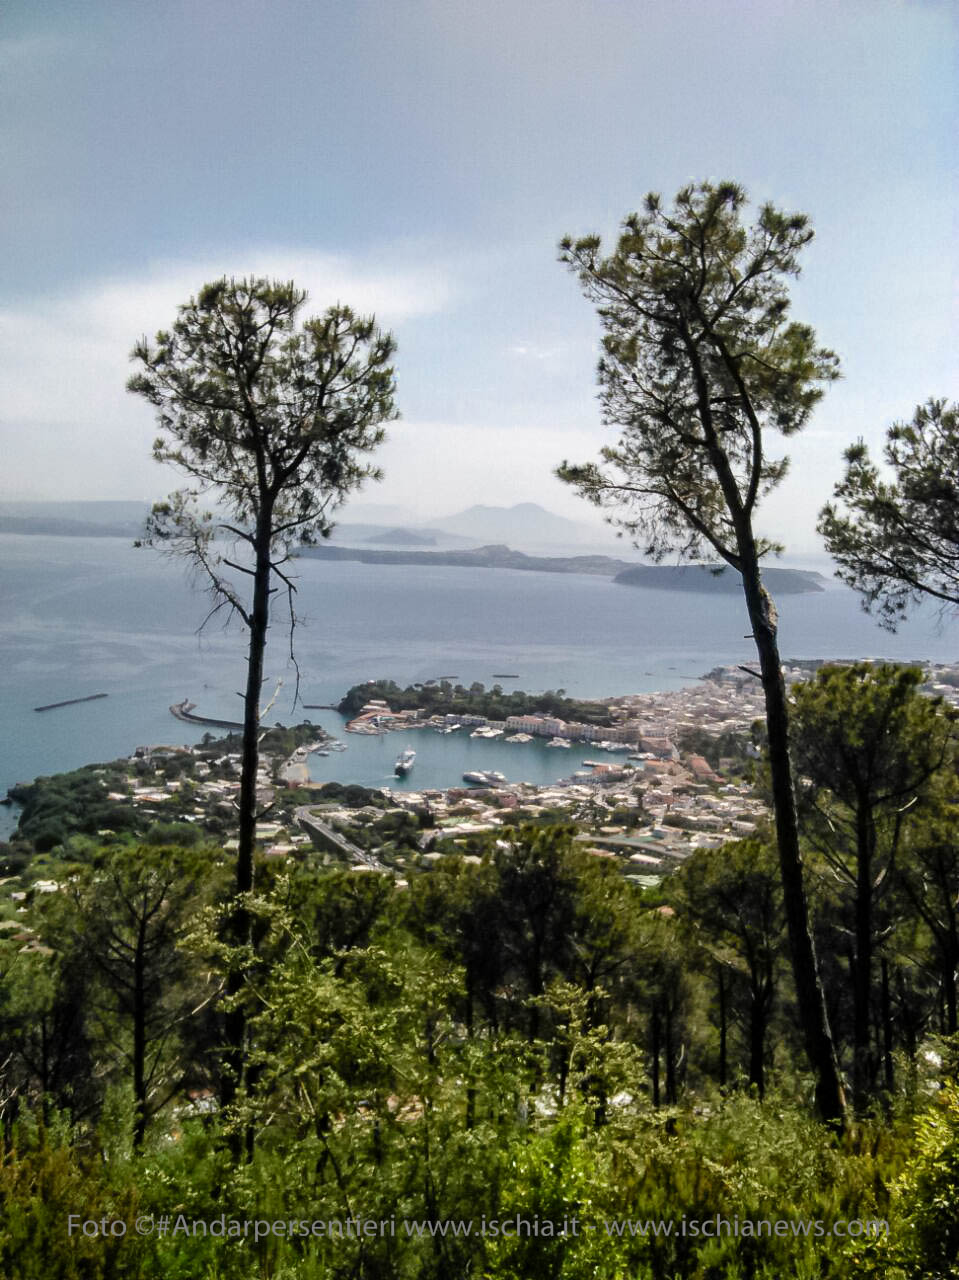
[2, 181, 959, 1280]
[337, 678, 616, 725]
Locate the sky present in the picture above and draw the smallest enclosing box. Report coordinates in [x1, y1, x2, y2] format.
[1, 0, 956, 552]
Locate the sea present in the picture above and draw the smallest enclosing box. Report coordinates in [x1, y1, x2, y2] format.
[2, 533, 957, 838]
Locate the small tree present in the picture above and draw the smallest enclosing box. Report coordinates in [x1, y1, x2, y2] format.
[49, 845, 206, 1148]
[129, 277, 397, 1110]
[669, 839, 784, 1097]
[818, 399, 959, 628]
[791, 664, 955, 1106]
[900, 811, 959, 1036]
[556, 181, 846, 1123]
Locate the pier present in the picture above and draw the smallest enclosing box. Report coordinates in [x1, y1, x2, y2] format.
[169, 699, 245, 730]
[35, 693, 108, 713]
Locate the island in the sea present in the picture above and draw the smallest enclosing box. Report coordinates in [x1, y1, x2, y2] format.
[297, 543, 826, 593]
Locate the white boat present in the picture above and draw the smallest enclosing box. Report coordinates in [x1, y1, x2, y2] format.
[394, 747, 416, 776]
[462, 770, 507, 786]
[545, 737, 572, 748]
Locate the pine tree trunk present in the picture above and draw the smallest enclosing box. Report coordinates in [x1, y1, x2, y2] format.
[221, 523, 273, 1141]
[133, 916, 147, 1151]
[853, 805, 876, 1108]
[881, 958, 894, 1095]
[651, 1006, 661, 1107]
[944, 922, 958, 1036]
[665, 1003, 676, 1105]
[740, 565, 847, 1126]
[749, 984, 767, 1099]
[717, 966, 728, 1089]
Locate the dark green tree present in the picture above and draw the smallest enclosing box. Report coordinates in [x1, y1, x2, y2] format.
[900, 811, 959, 1036]
[492, 826, 579, 1041]
[818, 399, 959, 628]
[46, 845, 209, 1148]
[669, 839, 784, 1097]
[128, 278, 397, 1115]
[556, 180, 846, 1123]
[0, 937, 97, 1126]
[790, 664, 955, 1106]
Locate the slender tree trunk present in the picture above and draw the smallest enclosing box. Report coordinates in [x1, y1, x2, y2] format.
[880, 958, 894, 1095]
[133, 916, 147, 1151]
[40, 1014, 50, 1126]
[717, 966, 728, 1089]
[740, 563, 847, 1126]
[222, 519, 273, 1142]
[664, 1003, 676, 1105]
[651, 1006, 661, 1107]
[944, 926, 958, 1036]
[237, 527, 273, 897]
[853, 805, 876, 1108]
[749, 985, 767, 1099]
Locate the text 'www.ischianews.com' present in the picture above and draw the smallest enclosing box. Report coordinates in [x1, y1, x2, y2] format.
[67, 1213, 890, 1243]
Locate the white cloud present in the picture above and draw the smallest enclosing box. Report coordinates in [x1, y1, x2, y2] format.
[0, 249, 458, 499]
[508, 339, 584, 363]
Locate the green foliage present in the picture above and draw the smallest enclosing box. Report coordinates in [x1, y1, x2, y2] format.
[144, 821, 202, 847]
[337, 677, 613, 725]
[555, 179, 838, 563]
[130, 278, 398, 555]
[677, 725, 753, 772]
[3, 818, 959, 1277]
[11, 762, 145, 851]
[791, 664, 956, 1103]
[668, 840, 784, 1095]
[305, 779, 392, 808]
[819, 399, 959, 629]
[897, 1083, 959, 1277]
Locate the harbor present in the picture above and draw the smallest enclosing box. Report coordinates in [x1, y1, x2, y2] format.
[300, 708, 615, 793]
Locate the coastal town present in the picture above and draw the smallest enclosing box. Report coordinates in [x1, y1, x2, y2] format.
[8, 659, 959, 899]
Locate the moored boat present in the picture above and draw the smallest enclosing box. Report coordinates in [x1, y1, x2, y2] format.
[462, 770, 507, 787]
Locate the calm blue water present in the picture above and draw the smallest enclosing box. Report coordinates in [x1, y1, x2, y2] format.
[300, 712, 618, 793]
[1, 534, 956, 835]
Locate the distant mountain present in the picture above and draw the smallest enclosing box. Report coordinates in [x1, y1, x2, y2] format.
[426, 502, 601, 546]
[0, 501, 151, 538]
[363, 527, 437, 546]
[0, 500, 151, 523]
[327, 522, 474, 549]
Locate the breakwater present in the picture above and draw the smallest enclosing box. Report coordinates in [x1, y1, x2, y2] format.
[35, 693, 108, 712]
[169, 699, 245, 730]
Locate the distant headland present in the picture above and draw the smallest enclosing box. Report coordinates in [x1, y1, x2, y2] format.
[297, 542, 826, 594]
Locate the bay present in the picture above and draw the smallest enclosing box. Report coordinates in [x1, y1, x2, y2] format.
[1, 533, 956, 836]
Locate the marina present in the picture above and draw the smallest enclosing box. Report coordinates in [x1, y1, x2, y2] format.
[299, 709, 616, 794]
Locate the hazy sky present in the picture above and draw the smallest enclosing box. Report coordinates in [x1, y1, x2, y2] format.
[2, 0, 956, 550]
